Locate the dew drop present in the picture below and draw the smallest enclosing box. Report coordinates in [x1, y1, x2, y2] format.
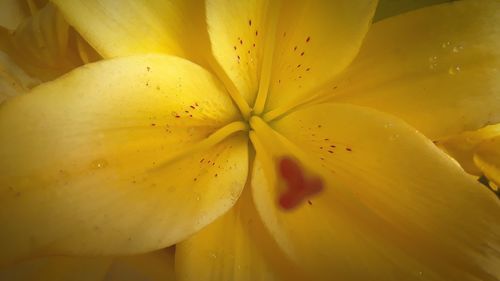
[441, 41, 451, 48]
[452, 44, 463, 53]
[91, 159, 108, 169]
[389, 134, 400, 141]
[448, 65, 461, 75]
[384, 123, 393, 129]
[210, 252, 217, 259]
[428, 55, 438, 70]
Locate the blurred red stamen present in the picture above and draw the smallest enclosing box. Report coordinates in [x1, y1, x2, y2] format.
[278, 156, 323, 210]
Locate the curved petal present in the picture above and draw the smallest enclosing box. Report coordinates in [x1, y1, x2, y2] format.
[0, 55, 248, 264]
[474, 135, 500, 189]
[329, 0, 500, 139]
[373, 0, 452, 22]
[52, 0, 210, 65]
[0, 51, 40, 102]
[0, 256, 111, 281]
[250, 103, 500, 280]
[263, 0, 378, 114]
[438, 124, 500, 176]
[175, 188, 305, 281]
[105, 249, 175, 281]
[206, 0, 278, 108]
[0, 0, 29, 30]
[0, 3, 99, 81]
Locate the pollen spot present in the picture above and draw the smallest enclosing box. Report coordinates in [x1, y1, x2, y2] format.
[277, 156, 324, 210]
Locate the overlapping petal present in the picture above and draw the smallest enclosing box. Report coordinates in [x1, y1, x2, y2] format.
[263, 0, 378, 114]
[0, 3, 99, 81]
[438, 124, 500, 176]
[329, 0, 500, 139]
[250, 103, 500, 280]
[0, 51, 40, 102]
[175, 188, 304, 281]
[373, 0, 453, 21]
[474, 135, 500, 189]
[0, 55, 248, 264]
[206, 0, 276, 108]
[0, 0, 28, 30]
[52, 0, 210, 66]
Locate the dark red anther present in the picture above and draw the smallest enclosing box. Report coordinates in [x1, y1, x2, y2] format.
[277, 156, 323, 210]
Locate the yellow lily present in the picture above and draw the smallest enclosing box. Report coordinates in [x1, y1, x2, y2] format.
[438, 124, 500, 193]
[0, 1, 499, 281]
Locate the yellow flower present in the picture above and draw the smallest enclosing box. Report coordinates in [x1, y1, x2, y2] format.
[438, 124, 500, 193]
[1, 0, 500, 280]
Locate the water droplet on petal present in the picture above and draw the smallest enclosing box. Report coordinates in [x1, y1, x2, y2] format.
[448, 65, 461, 75]
[441, 41, 451, 48]
[428, 55, 438, 62]
[91, 159, 108, 169]
[452, 44, 463, 53]
[428, 56, 438, 70]
[389, 134, 400, 141]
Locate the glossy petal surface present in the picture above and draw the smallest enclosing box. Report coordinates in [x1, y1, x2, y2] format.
[264, 0, 377, 112]
[175, 189, 304, 281]
[251, 103, 500, 281]
[331, 0, 500, 139]
[52, 0, 209, 65]
[206, 0, 274, 106]
[0, 55, 248, 264]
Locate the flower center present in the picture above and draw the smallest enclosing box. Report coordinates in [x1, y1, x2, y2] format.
[249, 115, 324, 210]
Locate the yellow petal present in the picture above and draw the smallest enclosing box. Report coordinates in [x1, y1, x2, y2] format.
[373, 0, 452, 22]
[330, 0, 500, 139]
[206, 0, 277, 108]
[438, 124, 500, 175]
[0, 51, 40, 102]
[0, 256, 111, 281]
[0, 249, 175, 281]
[0, 55, 248, 264]
[0, 0, 29, 30]
[250, 103, 500, 280]
[175, 188, 305, 281]
[474, 135, 500, 189]
[105, 249, 175, 281]
[263, 0, 378, 114]
[0, 3, 98, 81]
[52, 0, 209, 65]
